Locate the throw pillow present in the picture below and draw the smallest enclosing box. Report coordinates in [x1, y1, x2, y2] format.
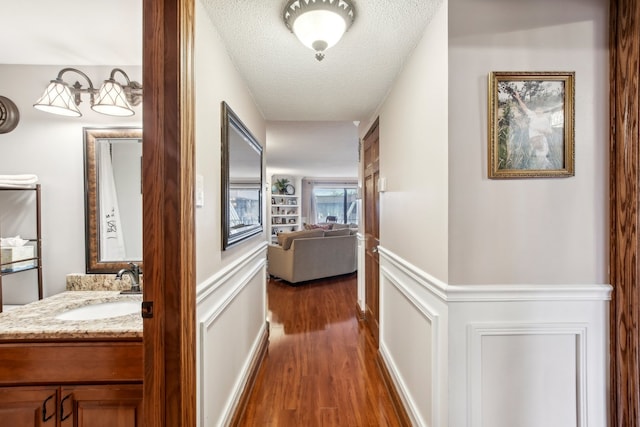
[278, 229, 324, 250]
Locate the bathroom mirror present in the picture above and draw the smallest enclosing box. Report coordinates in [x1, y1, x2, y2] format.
[221, 102, 263, 249]
[84, 127, 143, 273]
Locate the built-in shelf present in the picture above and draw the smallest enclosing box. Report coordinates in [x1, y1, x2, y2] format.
[269, 194, 300, 243]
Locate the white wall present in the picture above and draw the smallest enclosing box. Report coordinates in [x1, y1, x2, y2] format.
[360, 0, 610, 425]
[448, 0, 609, 285]
[0, 65, 142, 303]
[194, 1, 268, 425]
[360, 0, 449, 283]
[195, 0, 267, 285]
[359, 3, 450, 423]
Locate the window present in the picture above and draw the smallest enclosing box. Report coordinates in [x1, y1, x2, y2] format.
[313, 187, 358, 224]
[229, 185, 261, 234]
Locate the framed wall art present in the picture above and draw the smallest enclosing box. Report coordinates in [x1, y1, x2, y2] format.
[488, 71, 575, 178]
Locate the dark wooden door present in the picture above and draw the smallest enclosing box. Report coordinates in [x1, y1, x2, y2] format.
[363, 119, 380, 345]
[0, 386, 58, 426]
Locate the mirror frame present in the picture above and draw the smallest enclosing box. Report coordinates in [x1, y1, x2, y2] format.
[83, 127, 143, 273]
[221, 101, 264, 249]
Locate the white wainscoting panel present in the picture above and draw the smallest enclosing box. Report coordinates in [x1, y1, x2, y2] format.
[450, 297, 609, 427]
[377, 246, 611, 427]
[469, 324, 585, 427]
[379, 247, 449, 427]
[196, 242, 267, 427]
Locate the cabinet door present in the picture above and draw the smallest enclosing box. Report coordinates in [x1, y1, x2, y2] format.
[60, 384, 142, 427]
[0, 386, 58, 426]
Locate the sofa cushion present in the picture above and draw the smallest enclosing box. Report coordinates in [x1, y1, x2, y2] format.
[304, 223, 332, 230]
[324, 228, 351, 237]
[278, 229, 324, 250]
[330, 223, 349, 230]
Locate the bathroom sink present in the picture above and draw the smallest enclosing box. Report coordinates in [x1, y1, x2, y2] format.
[55, 300, 140, 321]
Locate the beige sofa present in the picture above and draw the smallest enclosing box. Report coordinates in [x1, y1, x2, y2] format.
[267, 228, 357, 284]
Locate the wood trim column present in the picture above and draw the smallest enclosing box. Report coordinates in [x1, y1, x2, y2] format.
[142, 0, 196, 426]
[610, 0, 640, 425]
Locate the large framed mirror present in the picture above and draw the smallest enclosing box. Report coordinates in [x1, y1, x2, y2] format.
[84, 127, 143, 273]
[221, 102, 263, 249]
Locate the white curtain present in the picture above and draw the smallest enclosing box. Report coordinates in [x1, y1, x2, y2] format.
[98, 141, 126, 260]
[301, 178, 318, 225]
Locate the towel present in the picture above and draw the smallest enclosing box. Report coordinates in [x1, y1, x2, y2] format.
[0, 236, 28, 247]
[0, 174, 38, 188]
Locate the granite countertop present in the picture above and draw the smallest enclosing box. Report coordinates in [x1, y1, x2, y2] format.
[0, 291, 143, 340]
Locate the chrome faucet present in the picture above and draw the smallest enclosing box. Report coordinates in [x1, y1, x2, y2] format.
[116, 262, 142, 294]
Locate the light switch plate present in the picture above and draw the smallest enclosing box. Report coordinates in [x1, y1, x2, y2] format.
[196, 174, 204, 207]
[378, 177, 387, 192]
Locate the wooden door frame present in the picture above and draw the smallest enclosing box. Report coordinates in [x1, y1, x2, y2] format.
[138, 0, 640, 425]
[610, 0, 640, 425]
[362, 118, 380, 345]
[142, 0, 196, 426]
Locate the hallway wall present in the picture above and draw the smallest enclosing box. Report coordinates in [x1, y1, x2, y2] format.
[448, 0, 609, 285]
[360, 0, 610, 426]
[194, 3, 267, 284]
[360, 2, 450, 424]
[360, 0, 449, 284]
[194, 1, 268, 425]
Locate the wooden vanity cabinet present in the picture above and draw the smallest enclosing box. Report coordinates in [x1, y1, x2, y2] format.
[0, 340, 143, 426]
[0, 384, 142, 427]
[61, 384, 142, 427]
[0, 386, 58, 426]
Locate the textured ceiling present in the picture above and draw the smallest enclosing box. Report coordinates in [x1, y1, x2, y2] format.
[202, 0, 442, 121]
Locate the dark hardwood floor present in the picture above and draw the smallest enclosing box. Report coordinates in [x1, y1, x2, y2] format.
[237, 273, 403, 426]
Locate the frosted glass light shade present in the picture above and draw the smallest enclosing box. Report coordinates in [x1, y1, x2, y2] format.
[33, 80, 82, 117]
[292, 10, 347, 52]
[92, 80, 135, 117]
[284, 0, 355, 61]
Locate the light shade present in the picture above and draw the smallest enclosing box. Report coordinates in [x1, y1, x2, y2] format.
[293, 10, 346, 51]
[33, 67, 142, 118]
[284, 0, 355, 61]
[92, 80, 135, 117]
[33, 79, 82, 117]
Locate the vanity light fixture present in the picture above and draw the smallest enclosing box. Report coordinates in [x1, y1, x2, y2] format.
[33, 68, 142, 117]
[283, 0, 356, 62]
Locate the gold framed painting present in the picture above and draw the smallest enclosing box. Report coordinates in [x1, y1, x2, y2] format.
[488, 71, 575, 178]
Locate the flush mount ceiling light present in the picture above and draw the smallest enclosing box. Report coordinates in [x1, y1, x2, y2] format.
[33, 68, 142, 117]
[283, 0, 356, 62]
